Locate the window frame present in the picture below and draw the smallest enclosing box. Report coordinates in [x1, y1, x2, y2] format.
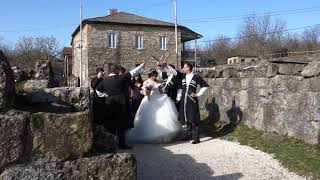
[159, 36, 167, 50]
[107, 33, 117, 48]
[135, 35, 143, 50]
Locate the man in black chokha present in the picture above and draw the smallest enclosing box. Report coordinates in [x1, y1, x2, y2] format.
[91, 67, 105, 126]
[96, 63, 144, 149]
[178, 62, 209, 144]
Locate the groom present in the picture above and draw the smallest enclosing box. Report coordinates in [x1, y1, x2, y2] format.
[178, 62, 209, 144]
[96, 63, 144, 149]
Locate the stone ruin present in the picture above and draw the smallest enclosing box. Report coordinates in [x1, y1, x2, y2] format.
[0, 51, 15, 112]
[199, 58, 320, 144]
[0, 50, 136, 180]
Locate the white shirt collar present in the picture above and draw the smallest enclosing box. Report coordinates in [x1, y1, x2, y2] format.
[186, 72, 194, 77]
[186, 72, 194, 86]
[165, 74, 174, 86]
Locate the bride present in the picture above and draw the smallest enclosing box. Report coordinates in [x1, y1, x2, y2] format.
[127, 69, 182, 143]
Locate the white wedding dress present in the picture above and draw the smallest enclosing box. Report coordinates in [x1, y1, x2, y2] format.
[128, 82, 182, 143]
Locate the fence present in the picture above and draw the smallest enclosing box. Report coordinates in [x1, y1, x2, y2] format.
[264, 50, 320, 59]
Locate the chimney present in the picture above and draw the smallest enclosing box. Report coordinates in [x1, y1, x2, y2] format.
[108, 9, 118, 15]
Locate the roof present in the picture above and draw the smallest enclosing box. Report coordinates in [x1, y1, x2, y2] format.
[228, 55, 259, 59]
[85, 12, 176, 27]
[63, 47, 72, 55]
[71, 12, 202, 44]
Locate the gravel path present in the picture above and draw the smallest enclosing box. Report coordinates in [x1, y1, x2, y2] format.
[123, 137, 306, 180]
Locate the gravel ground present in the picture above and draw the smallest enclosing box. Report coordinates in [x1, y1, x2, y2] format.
[123, 137, 306, 180]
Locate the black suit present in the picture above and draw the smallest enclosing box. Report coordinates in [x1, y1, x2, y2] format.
[96, 73, 134, 131]
[91, 77, 104, 125]
[96, 73, 134, 147]
[162, 71, 182, 110]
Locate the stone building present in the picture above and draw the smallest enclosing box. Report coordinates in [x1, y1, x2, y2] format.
[71, 9, 202, 86]
[62, 47, 73, 76]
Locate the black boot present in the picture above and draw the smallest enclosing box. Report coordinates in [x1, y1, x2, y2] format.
[191, 126, 200, 144]
[182, 124, 192, 141]
[118, 130, 132, 149]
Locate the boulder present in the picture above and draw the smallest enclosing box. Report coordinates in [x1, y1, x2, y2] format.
[0, 161, 64, 180]
[23, 80, 50, 92]
[92, 125, 118, 154]
[266, 63, 279, 78]
[0, 154, 137, 180]
[30, 111, 92, 161]
[294, 64, 305, 75]
[0, 51, 15, 112]
[63, 153, 137, 180]
[35, 60, 54, 81]
[24, 87, 90, 112]
[301, 61, 320, 77]
[44, 87, 90, 112]
[278, 64, 296, 75]
[0, 110, 31, 172]
[222, 67, 238, 78]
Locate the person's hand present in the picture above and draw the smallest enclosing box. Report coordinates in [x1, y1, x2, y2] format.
[190, 92, 197, 97]
[142, 89, 150, 96]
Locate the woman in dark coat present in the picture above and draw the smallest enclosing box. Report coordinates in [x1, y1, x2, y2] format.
[130, 74, 144, 117]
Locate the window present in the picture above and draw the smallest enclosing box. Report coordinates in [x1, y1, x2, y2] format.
[233, 59, 237, 63]
[135, 35, 143, 49]
[159, 36, 167, 50]
[241, 59, 245, 63]
[251, 59, 255, 62]
[107, 33, 116, 48]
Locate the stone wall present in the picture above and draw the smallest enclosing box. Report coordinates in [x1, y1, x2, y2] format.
[0, 50, 15, 112]
[199, 59, 320, 144]
[0, 54, 137, 179]
[73, 23, 182, 86]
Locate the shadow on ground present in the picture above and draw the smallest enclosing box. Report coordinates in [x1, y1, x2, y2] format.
[123, 143, 243, 180]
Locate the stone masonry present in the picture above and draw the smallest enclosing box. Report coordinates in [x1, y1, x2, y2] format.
[199, 59, 320, 144]
[72, 23, 182, 86]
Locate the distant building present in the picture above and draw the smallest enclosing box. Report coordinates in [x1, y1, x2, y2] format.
[71, 9, 202, 86]
[62, 47, 73, 76]
[227, 56, 260, 64]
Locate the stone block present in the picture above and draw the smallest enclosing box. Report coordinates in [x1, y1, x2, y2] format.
[0, 51, 15, 112]
[30, 111, 92, 161]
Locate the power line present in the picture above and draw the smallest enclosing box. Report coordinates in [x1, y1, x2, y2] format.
[178, 6, 320, 23]
[1, 6, 320, 33]
[0, 24, 78, 33]
[199, 24, 320, 44]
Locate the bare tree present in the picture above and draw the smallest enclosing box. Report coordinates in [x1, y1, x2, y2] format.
[237, 13, 286, 57]
[202, 35, 234, 65]
[15, 36, 60, 61]
[34, 36, 60, 60]
[301, 25, 320, 51]
[11, 36, 61, 70]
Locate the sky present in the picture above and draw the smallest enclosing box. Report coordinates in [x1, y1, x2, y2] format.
[1, 0, 320, 48]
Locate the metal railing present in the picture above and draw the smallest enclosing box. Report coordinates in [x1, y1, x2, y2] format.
[264, 50, 320, 59]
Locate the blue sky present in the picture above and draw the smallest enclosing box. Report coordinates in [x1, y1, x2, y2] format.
[1, 0, 319, 48]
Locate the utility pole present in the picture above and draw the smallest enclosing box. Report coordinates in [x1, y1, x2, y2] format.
[194, 38, 197, 71]
[173, 0, 178, 68]
[79, 0, 83, 86]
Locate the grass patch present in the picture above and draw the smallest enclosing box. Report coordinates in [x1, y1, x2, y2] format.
[201, 120, 320, 179]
